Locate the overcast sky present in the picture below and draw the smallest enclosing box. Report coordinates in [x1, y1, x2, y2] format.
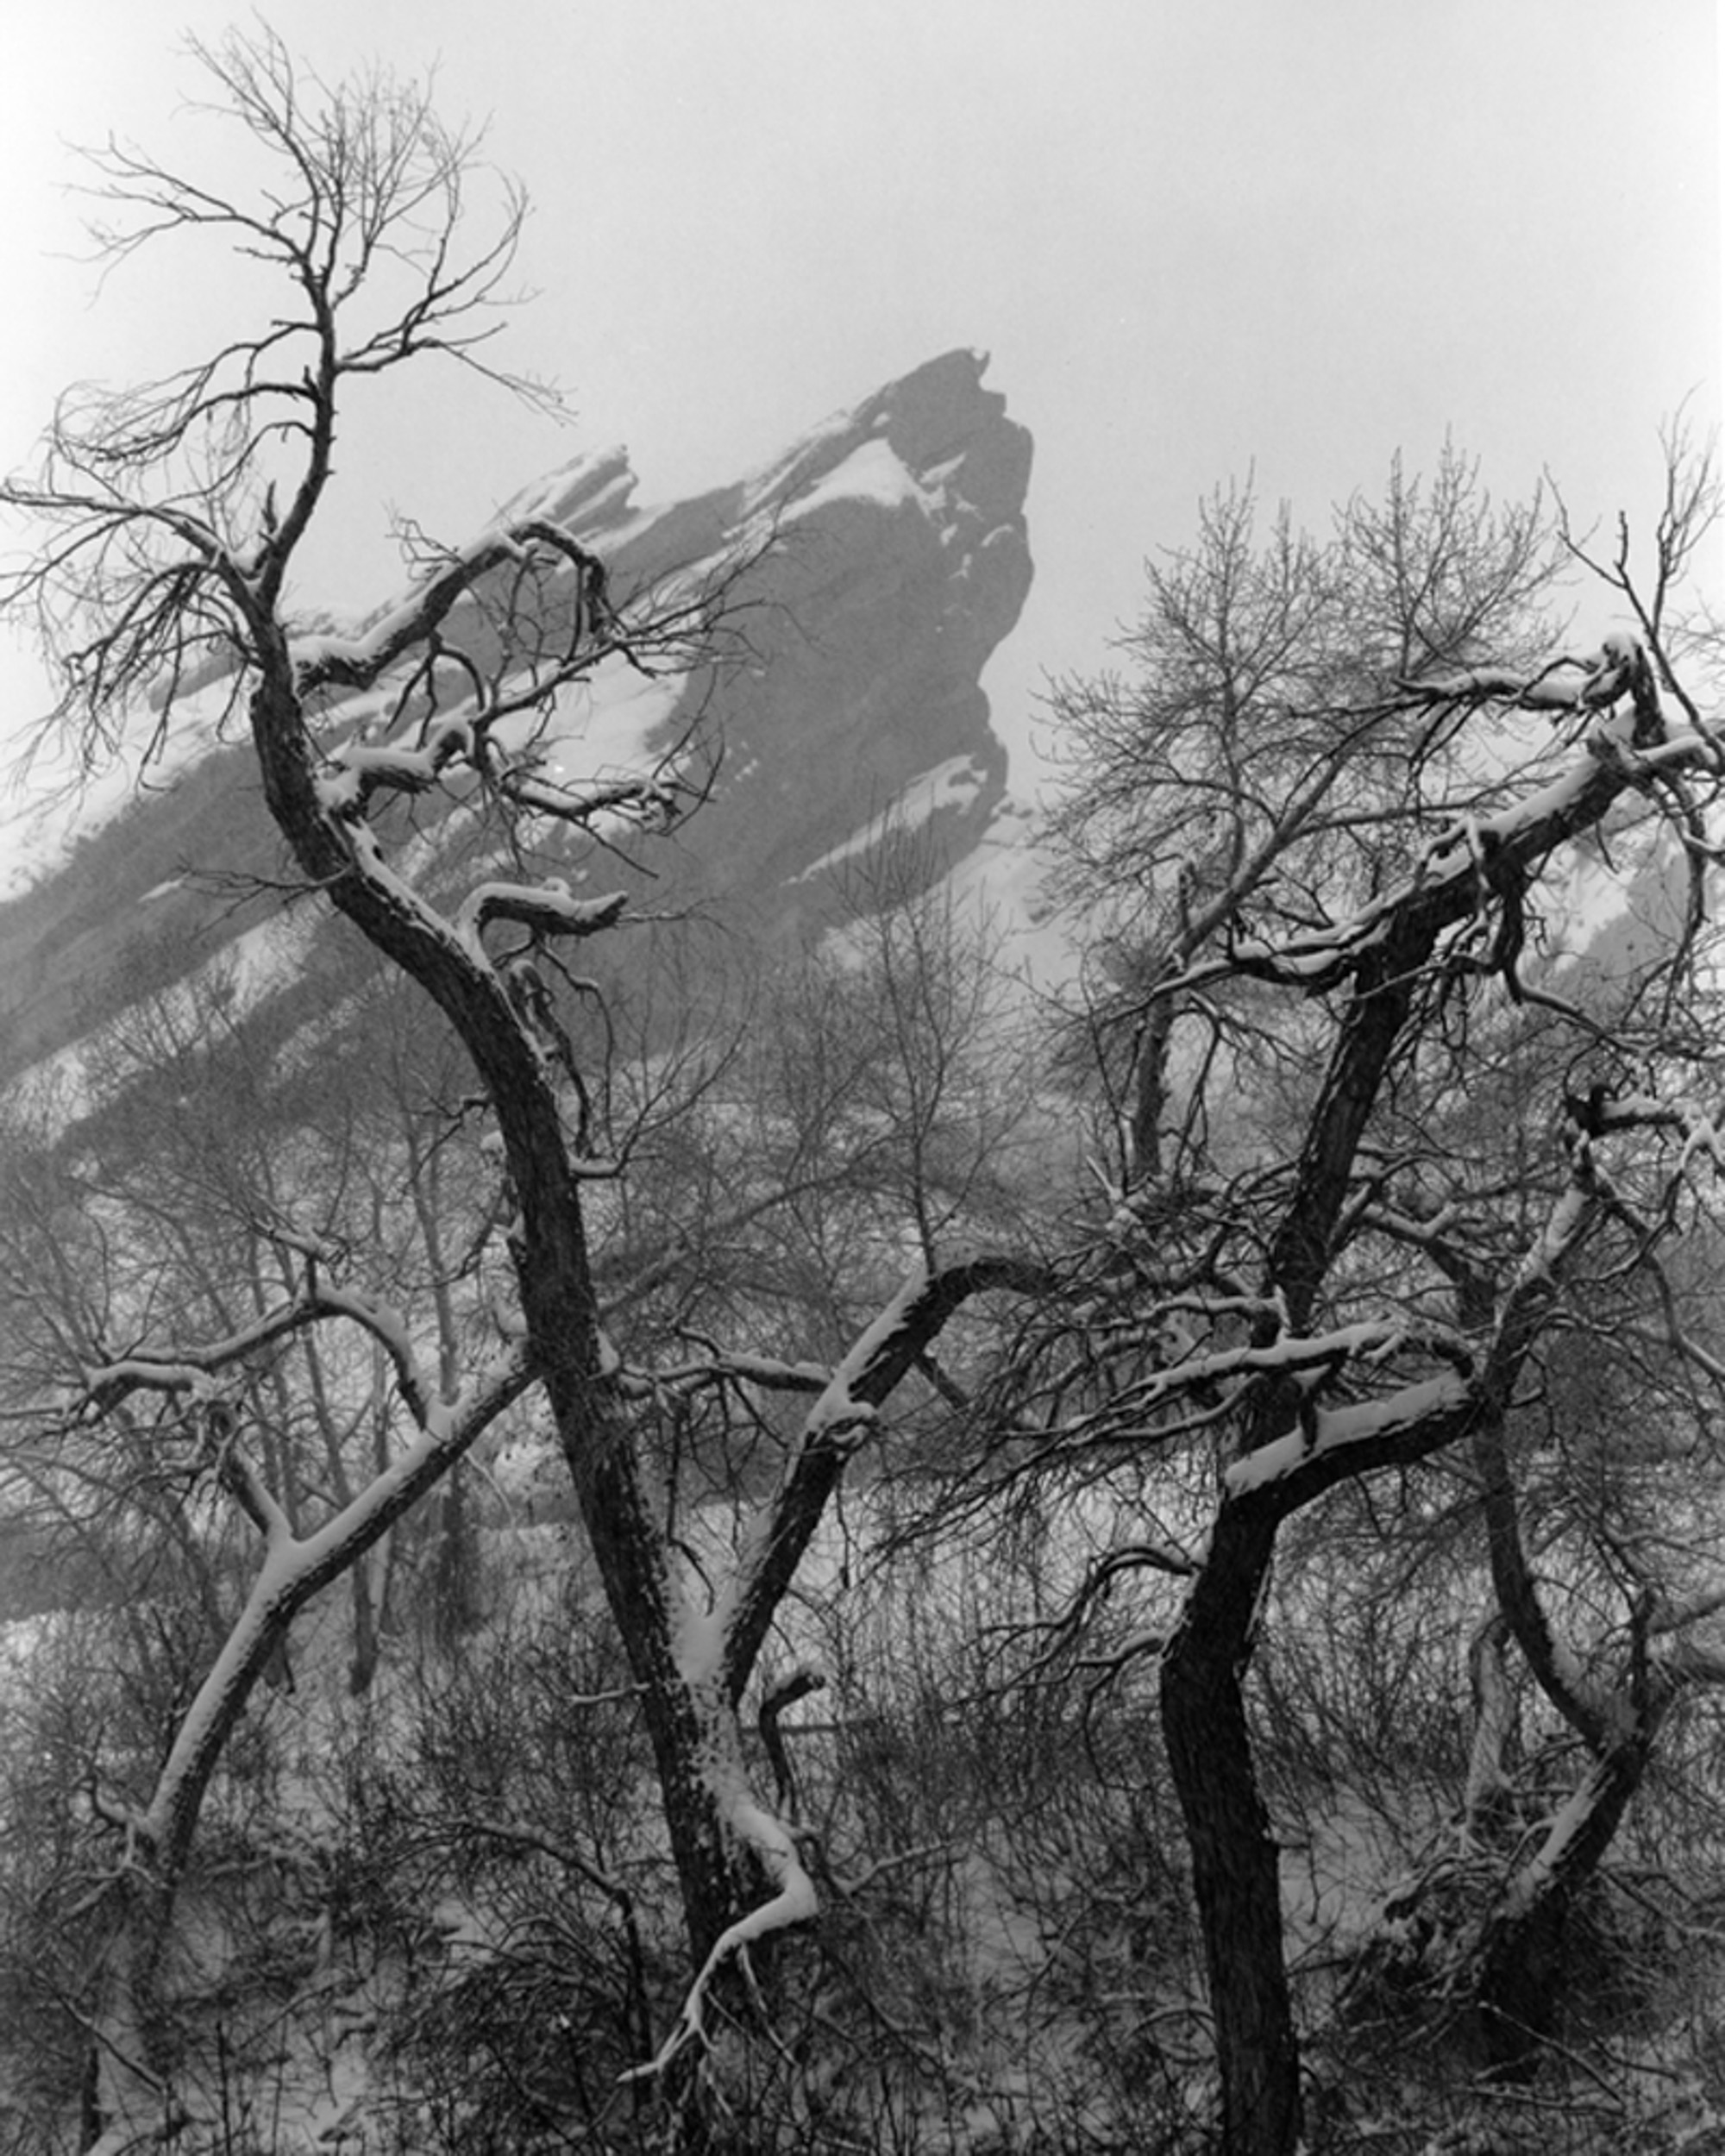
[1, 0, 1719, 867]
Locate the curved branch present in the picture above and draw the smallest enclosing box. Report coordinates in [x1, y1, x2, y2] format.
[719, 1254, 1058, 1701]
[294, 521, 607, 697]
[1472, 1402, 1617, 1753]
[137, 1335, 532, 1884]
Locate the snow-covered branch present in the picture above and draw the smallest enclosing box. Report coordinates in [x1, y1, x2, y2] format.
[498, 768, 681, 829]
[623, 1791, 819, 2083]
[1224, 1131, 1609, 1504]
[719, 1255, 1057, 1702]
[77, 1275, 465, 1534]
[1400, 632, 1659, 719]
[292, 520, 609, 698]
[1222, 1372, 1472, 1495]
[1069, 1313, 1468, 1455]
[78, 1294, 331, 1415]
[135, 1333, 532, 1876]
[1152, 636, 1711, 1003]
[452, 879, 628, 957]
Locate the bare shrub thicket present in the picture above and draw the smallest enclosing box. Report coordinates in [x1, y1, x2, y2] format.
[321, 1490, 1212, 2155]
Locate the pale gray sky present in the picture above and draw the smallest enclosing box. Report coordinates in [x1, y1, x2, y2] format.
[2, 0, 1719, 856]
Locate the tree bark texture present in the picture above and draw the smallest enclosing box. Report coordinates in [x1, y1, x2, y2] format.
[1158, 917, 1437, 2152]
[1473, 1733, 1652, 2073]
[248, 661, 776, 1973]
[1159, 1490, 1302, 2155]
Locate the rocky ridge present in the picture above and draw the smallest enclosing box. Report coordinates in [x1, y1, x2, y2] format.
[0, 350, 1042, 1087]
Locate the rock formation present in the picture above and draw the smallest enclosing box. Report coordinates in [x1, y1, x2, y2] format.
[0, 351, 1034, 1082]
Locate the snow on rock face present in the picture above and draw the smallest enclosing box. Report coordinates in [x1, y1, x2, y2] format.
[0, 353, 1035, 1087]
[336, 346, 1035, 947]
[628, 348, 1035, 942]
[495, 445, 639, 540]
[792, 754, 994, 884]
[781, 438, 937, 526]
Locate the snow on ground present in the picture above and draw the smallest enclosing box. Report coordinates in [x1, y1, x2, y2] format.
[223, 906, 324, 1008]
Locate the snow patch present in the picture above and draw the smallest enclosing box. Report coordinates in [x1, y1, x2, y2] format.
[737, 407, 859, 518]
[495, 446, 636, 536]
[1224, 1374, 1470, 1493]
[781, 438, 938, 526]
[223, 908, 323, 1008]
[5, 904, 324, 1125]
[939, 794, 1074, 988]
[0, 673, 238, 895]
[518, 653, 689, 785]
[794, 755, 992, 886]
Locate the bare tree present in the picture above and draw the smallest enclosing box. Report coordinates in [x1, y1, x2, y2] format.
[1030, 445, 1725, 2149]
[0, 29, 1041, 2144]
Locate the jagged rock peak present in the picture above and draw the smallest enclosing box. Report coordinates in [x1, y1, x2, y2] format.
[739, 348, 1032, 527]
[0, 355, 1036, 1081]
[633, 351, 1033, 937]
[467, 350, 1037, 943]
[483, 349, 1032, 578]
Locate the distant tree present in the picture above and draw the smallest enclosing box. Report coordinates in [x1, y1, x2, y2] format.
[1027, 441, 1725, 2149]
[0, 28, 1045, 2145]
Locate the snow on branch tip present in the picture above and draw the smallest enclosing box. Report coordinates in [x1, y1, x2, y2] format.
[289, 520, 609, 698]
[1224, 1373, 1472, 1494]
[453, 878, 629, 957]
[1398, 633, 1655, 716]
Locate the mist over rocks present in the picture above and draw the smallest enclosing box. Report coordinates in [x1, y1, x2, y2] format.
[655, 348, 1035, 937]
[0, 351, 1036, 1082]
[491, 346, 1035, 939]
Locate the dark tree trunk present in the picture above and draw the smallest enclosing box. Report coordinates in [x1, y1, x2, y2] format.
[250, 662, 770, 1971]
[1462, 1614, 1521, 1848]
[1474, 1733, 1652, 2074]
[543, 1357, 765, 1966]
[431, 1458, 483, 1649]
[345, 1551, 381, 1695]
[1159, 920, 1433, 2152]
[1160, 1489, 1301, 2156]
